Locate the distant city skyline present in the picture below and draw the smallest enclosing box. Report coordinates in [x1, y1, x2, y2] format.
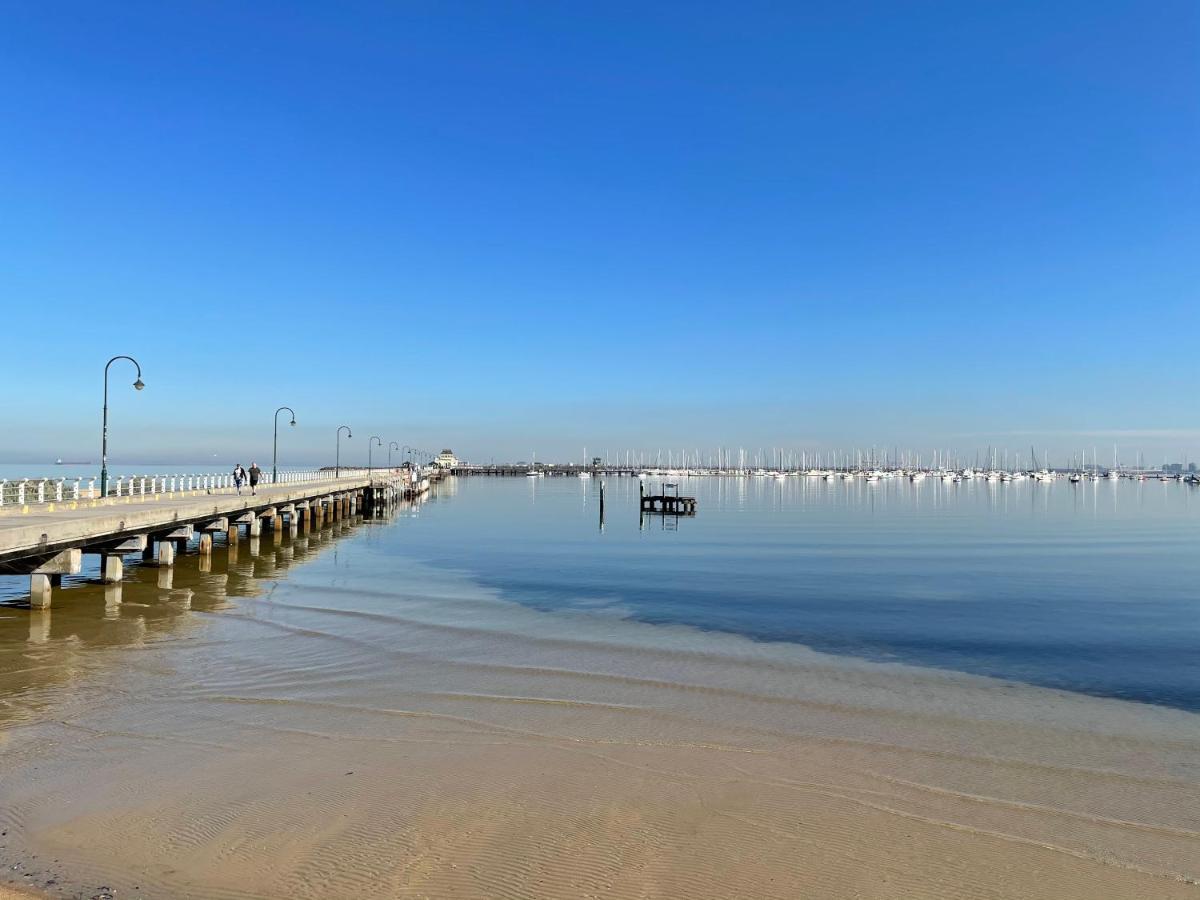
[1, 3, 1196, 467]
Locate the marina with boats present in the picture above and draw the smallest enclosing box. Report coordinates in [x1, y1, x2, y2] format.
[451, 446, 1200, 486]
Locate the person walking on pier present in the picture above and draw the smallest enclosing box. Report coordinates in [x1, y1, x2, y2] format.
[248, 462, 261, 495]
[233, 463, 247, 495]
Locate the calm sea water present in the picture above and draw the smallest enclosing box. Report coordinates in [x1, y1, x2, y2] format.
[385, 475, 1200, 712]
[2, 473, 1198, 713]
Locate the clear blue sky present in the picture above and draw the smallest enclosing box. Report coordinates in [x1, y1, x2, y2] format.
[1, 1, 1196, 466]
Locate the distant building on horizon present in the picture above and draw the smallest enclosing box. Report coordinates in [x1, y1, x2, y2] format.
[435, 449, 459, 469]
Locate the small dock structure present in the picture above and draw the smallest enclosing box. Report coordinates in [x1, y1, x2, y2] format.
[639, 482, 696, 515]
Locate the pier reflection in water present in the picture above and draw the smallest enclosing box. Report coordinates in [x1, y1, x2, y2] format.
[0, 500, 419, 731]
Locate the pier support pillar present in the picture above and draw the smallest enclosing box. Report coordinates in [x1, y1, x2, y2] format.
[199, 533, 213, 556]
[30, 574, 53, 609]
[158, 541, 176, 567]
[227, 524, 239, 545]
[28, 549, 81, 606]
[101, 555, 123, 584]
[142, 542, 156, 562]
[248, 514, 261, 537]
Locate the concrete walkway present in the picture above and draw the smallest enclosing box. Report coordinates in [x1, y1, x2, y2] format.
[0, 475, 376, 565]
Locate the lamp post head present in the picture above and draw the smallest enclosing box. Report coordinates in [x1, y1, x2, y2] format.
[289, 419, 296, 427]
[133, 378, 145, 391]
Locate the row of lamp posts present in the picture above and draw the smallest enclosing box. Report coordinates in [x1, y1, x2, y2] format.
[99, 354, 437, 496]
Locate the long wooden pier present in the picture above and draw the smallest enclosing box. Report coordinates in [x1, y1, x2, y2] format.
[0, 470, 431, 608]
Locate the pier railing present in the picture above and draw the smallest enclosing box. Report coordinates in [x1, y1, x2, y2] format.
[0, 468, 379, 509]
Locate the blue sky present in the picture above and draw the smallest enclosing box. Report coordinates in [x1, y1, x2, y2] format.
[1, 1, 1197, 466]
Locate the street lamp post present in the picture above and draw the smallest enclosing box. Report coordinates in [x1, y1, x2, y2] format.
[368, 436, 382, 474]
[336, 425, 352, 477]
[100, 355, 145, 497]
[272, 406, 296, 484]
[388, 441, 400, 469]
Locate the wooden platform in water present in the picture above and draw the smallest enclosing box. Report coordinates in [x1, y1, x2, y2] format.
[639, 490, 697, 515]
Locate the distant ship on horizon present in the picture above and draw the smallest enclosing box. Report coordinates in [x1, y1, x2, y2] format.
[55, 458, 93, 465]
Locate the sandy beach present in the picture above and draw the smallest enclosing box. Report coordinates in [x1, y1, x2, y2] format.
[2, 533, 1199, 899]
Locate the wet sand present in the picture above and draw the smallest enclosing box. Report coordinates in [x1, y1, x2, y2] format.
[2, 517, 1199, 898]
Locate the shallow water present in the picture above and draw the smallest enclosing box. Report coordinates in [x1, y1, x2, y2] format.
[2, 476, 1199, 899]
[2, 474, 1199, 712]
[383, 475, 1200, 712]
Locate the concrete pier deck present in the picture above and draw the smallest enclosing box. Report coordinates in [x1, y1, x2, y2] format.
[0, 472, 413, 607]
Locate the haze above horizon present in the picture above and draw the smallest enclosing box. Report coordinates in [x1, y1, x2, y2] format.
[2, 2, 1196, 467]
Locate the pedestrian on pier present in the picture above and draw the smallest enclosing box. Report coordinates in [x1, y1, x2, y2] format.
[233, 464, 246, 495]
[248, 462, 261, 495]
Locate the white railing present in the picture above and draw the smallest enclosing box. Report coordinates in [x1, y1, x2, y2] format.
[0, 469, 380, 508]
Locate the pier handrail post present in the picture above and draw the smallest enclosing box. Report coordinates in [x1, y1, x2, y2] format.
[336, 425, 352, 478]
[273, 406, 297, 484]
[99, 355, 145, 497]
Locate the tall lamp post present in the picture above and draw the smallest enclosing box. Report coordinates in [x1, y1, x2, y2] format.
[336, 425, 352, 477]
[100, 355, 145, 497]
[388, 441, 400, 469]
[368, 436, 382, 474]
[272, 406, 296, 484]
